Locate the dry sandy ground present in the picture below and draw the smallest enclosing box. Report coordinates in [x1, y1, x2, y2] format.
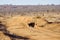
[0, 15, 60, 40]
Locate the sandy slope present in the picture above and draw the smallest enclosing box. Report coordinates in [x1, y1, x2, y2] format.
[0, 15, 60, 40]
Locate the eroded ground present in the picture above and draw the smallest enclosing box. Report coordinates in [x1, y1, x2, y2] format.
[0, 13, 60, 40]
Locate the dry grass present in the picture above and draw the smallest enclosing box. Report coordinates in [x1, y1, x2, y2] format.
[0, 13, 60, 40]
[0, 32, 11, 40]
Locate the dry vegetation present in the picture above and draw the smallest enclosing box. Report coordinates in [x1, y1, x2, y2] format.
[0, 5, 60, 40]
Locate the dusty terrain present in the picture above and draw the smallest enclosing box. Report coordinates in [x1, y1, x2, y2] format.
[0, 5, 60, 40]
[0, 13, 60, 40]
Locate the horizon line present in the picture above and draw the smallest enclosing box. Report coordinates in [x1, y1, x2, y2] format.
[0, 4, 60, 5]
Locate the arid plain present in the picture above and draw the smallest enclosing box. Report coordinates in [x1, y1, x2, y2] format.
[0, 5, 60, 40]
